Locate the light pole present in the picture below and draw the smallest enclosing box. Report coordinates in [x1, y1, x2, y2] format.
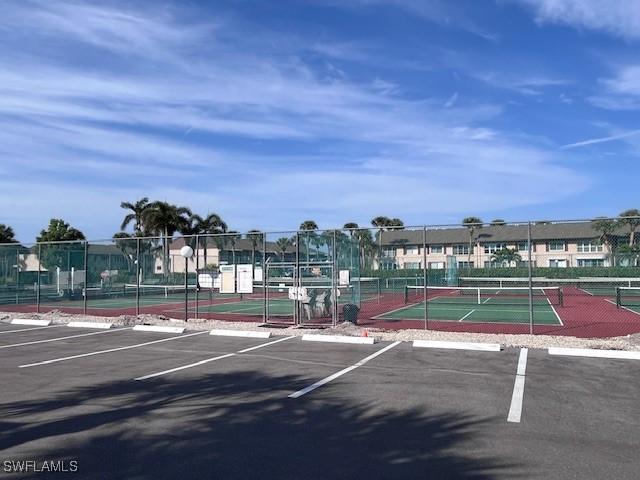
[180, 245, 194, 322]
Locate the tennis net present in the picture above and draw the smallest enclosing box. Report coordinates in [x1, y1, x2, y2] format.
[615, 287, 640, 308]
[460, 277, 640, 296]
[404, 285, 563, 306]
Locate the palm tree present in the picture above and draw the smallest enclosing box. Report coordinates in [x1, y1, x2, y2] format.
[192, 213, 228, 267]
[226, 231, 241, 265]
[246, 230, 263, 271]
[275, 237, 293, 261]
[0, 224, 17, 243]
[591, 217, 619, 266]
[120, 197, 150, 235]
[299, 220, 318, 261]
[142, 202, 192, 279]
[490, 248, 521, 267]
[618, 209, 640, 246]
[462, 217, 483, 269]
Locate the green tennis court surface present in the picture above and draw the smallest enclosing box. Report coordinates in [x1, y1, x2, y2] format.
[377, 296, 562, 325]
[195, 298, 293, 316]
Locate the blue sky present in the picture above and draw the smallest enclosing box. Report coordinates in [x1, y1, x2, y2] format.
[1, 0, 640, 241]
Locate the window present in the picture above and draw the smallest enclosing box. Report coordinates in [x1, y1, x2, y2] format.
[405, 246, 419, 255]
[457, 261, 474, 268]
[380, 260, 398, 270]
[549, 259, 568, 268]
[547, 241, 566, 252]
[382, 247, 396, 258]
[484, 243, 505, 254]
[577, 259, 605, 267]
[577, 241, 604, 253]
[517, 242, 529, 251]
[404, 262, 421, 269]
[428, 262, 445, 269]
[430, 245, 443, 254]
[453, 244, 472, 255]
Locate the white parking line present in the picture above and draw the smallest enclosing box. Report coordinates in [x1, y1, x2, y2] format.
[548, 347, 640, 360]
[19, 331, 208, 368]
[507, 348, 528, 423]
[0, 328, 131, 350]
[288, 341, 401, 399]
[0, 325, 65, 335]
[134, 336, 296, 380]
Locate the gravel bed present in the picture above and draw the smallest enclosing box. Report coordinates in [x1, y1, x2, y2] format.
[1, 310, 639, 351]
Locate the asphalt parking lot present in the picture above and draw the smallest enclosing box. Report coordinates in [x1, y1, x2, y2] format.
[0, 320, 638, 479]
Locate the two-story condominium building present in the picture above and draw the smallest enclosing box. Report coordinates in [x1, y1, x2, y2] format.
[378, 221, 623, 270]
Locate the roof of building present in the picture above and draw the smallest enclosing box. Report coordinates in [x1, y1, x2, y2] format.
[380, 221, 628, 246]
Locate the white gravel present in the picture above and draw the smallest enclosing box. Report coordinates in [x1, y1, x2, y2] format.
[1, 309, 639, 351]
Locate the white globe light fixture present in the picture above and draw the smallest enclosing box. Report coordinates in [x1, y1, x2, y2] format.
[180, 245, 194, 259]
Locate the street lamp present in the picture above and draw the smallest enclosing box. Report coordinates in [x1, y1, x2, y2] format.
[180, 245, 194, 322]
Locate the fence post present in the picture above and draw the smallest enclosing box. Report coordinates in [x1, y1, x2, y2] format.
[136, 237, 140, 317]
[83, 241, 88, 315]
[262, 233, 267, 324]
[36, 243, 41, 313]
[423, 226, 428, 330]
[195, 234, 199, 320]
[528, 222, 534, 335]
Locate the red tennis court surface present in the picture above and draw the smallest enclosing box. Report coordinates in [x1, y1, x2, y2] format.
[2, 286, 639, 338]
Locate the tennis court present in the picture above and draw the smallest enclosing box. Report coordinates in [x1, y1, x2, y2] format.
[375, 285, 563, 325]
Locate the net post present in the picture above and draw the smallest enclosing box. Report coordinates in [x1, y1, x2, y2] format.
[422, 226, 428, 330]
[527, 222, 534, 334]
[615, 287, 621, 309]
[477, 288, 481, 305]
[136, 237, 140, 317]
[83, 240, 88, 315]
[36, 243, 41, 313]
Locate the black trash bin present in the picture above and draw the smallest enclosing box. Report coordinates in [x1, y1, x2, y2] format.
[343, 304, 360, 324]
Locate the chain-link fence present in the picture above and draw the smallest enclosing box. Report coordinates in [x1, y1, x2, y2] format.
[2, 218, 640, 337]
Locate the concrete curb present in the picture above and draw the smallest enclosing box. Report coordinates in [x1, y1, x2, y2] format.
[10, 319, 52, 326]
[133, 325, 185, 334]
[301, 334, 376, 345]
[548, 347, 640, 360]
[67, 322, 113, 329]
[210, 329, 271, 339]
[413, 340, 502, 352]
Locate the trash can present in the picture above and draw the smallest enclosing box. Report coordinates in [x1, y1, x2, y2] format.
[343, 304, 360, 324]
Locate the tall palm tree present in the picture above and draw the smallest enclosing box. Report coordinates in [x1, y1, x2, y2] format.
[275, 237, 293, 261]
[142, 202, 192, 279]
[592, 217, 619, 266]
[120, 197, 150, 235]
[299, 220, 318, 261]
[246, 230, 263, 271]
[462, 217, 483, 269]
[0, 224, 17, 243]
[192, 213, 227, 267]
[226, 231, 241, 265]
[618, 209, 640, 246]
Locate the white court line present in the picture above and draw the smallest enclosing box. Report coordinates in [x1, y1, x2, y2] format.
[19, 331, 207, 368]
[546, 298, 564, 326]
[0, 328, 130, 350]
[604, 298, 640, 317]
[288, 341, 401, 399]
[459, 309, 476, 322]
[507, 348, 528, 423]
[135, 336, 296, 380]
[0, 325, 65, 335]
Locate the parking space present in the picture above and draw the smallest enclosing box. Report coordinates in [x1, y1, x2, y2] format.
[0, 321, 638, 479]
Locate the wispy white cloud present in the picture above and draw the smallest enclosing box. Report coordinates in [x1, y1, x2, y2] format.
[514, 0, 640, 39]
[0, 0, 590, 239]
[589, 64, 640, 110]
[444, 92, 459, 108]
[561, 129, 640, 149]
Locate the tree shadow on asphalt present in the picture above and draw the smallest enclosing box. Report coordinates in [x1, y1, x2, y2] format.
[0, 370, 523, 479]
